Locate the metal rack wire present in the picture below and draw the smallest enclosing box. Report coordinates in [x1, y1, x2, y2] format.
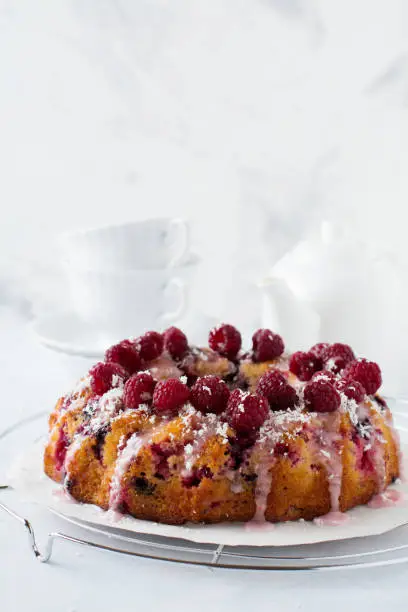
[2, 407, 408, 570]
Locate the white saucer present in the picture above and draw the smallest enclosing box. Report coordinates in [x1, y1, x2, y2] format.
[31, 312, 113, 358]
[31, 311, 219, 359]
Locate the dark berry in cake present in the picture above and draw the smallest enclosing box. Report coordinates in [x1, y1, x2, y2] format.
[304, 379, 341, 413]
[226, 389, 269, 434]
[252, 329, 284, 362]
[342, 359, 382, 395]
[89, 362, 128, 395]
[163, 326, 189, 360]
[153, 378, 190, 414]
[105, 340, 142, 374]
[123, 372, 156, 409]
[190, 375, 230, 414]
[323, 343, 355, 374]
[135, 331, 164, 362]
[208, 323, 242, 359]
[256, 370, 298, 411]
[289, 351, 320, 381]
[335, 378, 365, 403]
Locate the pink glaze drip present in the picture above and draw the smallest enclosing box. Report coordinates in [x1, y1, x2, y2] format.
[109, 432, 151, 509]
[249, 409, 311, 522]
[148, 356, 182, 381]
[244, 520, 275, 532]
[368, 489, 405, 509]
[314, 511, 350, 526]
[52, 488, 77, 504]
[369, 432, 386, 493]
[384, 406, 405, 482]
[312, 413, 343, 513]
[225, 468, 244, 494]
[106, 509, 126, 523]
[63, 434, 86, 485]
[252, 450, 274, 522]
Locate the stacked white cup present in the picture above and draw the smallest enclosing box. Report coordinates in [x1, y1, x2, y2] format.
[57, 218, 196, 343]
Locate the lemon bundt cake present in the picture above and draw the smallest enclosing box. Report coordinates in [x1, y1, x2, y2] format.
[44, 325, 401, 524]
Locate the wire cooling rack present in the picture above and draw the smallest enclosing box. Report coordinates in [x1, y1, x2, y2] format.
[2, 403, 408, 571]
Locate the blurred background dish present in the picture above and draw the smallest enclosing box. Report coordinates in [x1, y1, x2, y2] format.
[58, 217, 190, 270]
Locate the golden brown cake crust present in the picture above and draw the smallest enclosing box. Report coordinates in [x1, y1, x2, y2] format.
[44, 343, 401, 526]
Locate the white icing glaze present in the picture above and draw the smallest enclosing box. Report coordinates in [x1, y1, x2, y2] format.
[250, 409, 311, 522]
[316, 413, 343, 513]
[251, 446, 274, 522]
[367, 489, 405, 508]
[63, 434, 86, 483]
[109, 432, 152, 509]
[314, 511, 350, 526]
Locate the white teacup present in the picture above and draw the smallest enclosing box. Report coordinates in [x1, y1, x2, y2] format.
[59, 217, 190, 270]
[63, 255, 198, 339]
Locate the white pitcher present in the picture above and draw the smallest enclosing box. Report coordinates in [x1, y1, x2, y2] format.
[258, 277, 320, 352]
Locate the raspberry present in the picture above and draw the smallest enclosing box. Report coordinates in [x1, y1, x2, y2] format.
[105, 340, 142, 374]
[256, 370, 298, 411]
[289, 351, 320, 381]
[208, 323, 242, 359]
[252, 329, 284, 362]
[123, 372, 156, 409]
[311, 371, 336, 384]
[190, 375, 230, 414]
[304, 379, 341, 413]
[309, 343, 329, 360]
[163, 327, 189, 360]
[342, 359, 382, 395]
[135, 331, 164, 362]
[335, 378, 365, 403]
[90, 362, 128, 395]
[323, 343, 355, 374]
[152, 378, 190, 414]
[226, 389, 269, 434]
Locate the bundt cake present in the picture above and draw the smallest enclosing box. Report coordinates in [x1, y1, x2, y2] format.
[44, 325, 401, 525]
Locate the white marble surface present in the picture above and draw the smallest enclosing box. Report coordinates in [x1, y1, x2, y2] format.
[0, 307, 408, 611]
[2, 2, 408, 385]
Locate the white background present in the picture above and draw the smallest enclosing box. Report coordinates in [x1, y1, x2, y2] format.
[1, 2, 408, 609]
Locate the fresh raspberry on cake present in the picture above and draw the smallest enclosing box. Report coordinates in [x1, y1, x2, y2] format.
[323, 343, 355, 374]
[311, 371, 336, 384]
[123, 372, 156, 409]
[309, 343, 329, 360]
[335, 378, 365, 403]
[256, 370, 298, 411]
[208, 323, 242, 359]
[190, 375, 230, 414]
[252, 328, 284, 362]
[105, 340, 142, 374]
[152, 378, 190, 414]
[304, 379, 341, 413]
[163, 326, 189, 360]
[89, 362, 128, 395]
[135, 331, 164, 362]
[289, 351, 320, 381]
[342, 359, 382, 395]
[226, 389, 269, 434]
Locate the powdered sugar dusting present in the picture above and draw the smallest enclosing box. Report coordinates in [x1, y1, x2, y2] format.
[109, 427, 160, 509]
[182, 413, 228, 476]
